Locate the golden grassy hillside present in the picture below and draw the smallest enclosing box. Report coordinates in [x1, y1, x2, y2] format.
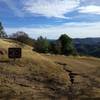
[0, 39, 100, 100]
[42, 54, 100, 98]
[0, 39, 69, 100]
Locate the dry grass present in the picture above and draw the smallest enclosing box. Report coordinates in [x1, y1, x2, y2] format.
[0, 39, 68, 81]
[42, 54, 100, 98]
[0, 39, 100, 99]
[0, 39, 69, 99]
[42, 54, 100, 73]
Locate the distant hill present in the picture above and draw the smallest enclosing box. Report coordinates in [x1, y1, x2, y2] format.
[73, 38, 100, 57]
[48, 38, 100, 58]
[49, 37, 100, 45]
[73, 37, 100, 45]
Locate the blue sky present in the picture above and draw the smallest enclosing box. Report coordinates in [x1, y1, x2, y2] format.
[0, 0, 100, 39]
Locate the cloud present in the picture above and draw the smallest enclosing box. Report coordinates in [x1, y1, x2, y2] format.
[5, 22, 100, 39]
[80, 0, 100, 6]
[23, 0, 80, 18]
[78, 5, 100, 15]
[1, 0, 100, 39]
[1, 0, 24, 17]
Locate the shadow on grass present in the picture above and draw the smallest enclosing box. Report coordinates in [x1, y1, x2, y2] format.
[0, 60, 10, 63]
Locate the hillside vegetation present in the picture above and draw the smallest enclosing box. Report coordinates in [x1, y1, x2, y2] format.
[0, 39, 100, 100]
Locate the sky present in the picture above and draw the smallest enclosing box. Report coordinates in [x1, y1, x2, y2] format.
[0, 0, 100, 39]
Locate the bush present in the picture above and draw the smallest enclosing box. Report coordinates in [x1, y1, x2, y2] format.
[10, 31, 35, 46]
[34, 36, 50, 53]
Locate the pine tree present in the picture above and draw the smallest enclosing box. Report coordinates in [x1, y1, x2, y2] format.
[59, 34, 77, 55]
[0, 22, 7, 38]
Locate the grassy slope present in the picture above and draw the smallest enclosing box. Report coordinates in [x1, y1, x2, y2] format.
[0, 39, 100, 100]
[43, 54, 100, 98]
[0, 39, 69, 100]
